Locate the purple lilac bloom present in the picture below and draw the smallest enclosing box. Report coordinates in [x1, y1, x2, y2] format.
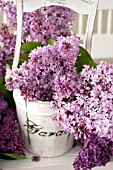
[77, 61, 113, 141]
[30, 6, 77, 44]
[51, 61, 113, 141]
[6, 35, 81, 101]
[0, 93, 25, 155]
[0, 24, 16, 60]
[0, 24, 16, 76]
[73, 134, 113, 170]
[0, 0, 77, 44]
[0, 0, 17, 30]
[32, 155, 40, 162]
[0, 0, 32, 42]
[51, 73, 87, 139]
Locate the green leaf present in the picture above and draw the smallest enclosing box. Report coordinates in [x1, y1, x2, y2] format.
[19, 53, 29, 65]
[4, 57, 13, 61]
[21, 42, 42, 52]
[75, 46, 97, 73]
[73, 140, 78, 147]
[1, 153, 26, 160]
[0, 77, 15, 108]
[0, 77, 4, 85]
[47, 38, 55, 45]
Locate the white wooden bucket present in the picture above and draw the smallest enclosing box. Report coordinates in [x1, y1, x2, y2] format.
[13, 90, 74, 157]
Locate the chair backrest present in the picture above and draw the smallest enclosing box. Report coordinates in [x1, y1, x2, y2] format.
[92, 0, 113, 61]
[12, 0, 99, 71]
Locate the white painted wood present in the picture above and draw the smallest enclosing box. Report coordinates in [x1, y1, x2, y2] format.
[92, 34, 113, 59]
[85, 0, 99, 54]
[23, 0, 91, 14]
[107, 10, 112, 34]
[78, 14, 83, 35]
[98, 0, 113, 10]
[0, 146, 113, 170]
[90, 0, 113, 59]
[3, 13, 7, 24]
[97, 10, 102, 34]
[12, 0, 23, 71]
[77, 33, 113, 60]
[2, 0, 7, 24]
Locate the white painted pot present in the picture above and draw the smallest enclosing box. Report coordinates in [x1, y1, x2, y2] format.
[13, 90, 74, 157]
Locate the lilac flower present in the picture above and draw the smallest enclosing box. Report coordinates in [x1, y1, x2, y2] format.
[77, 61, 113, 140]
[32, 155, 40, 162]
[30, 6, 77, 44]
[73, 134, 113, 170]
[0, 0, 17, 30]
[0, 24, 16, 76]
[51, 74, 87, 139]
[0, 93, 25, 155]
[6, 35, 81, 101]
[51, 61, 113, 141]
[0, 0, 77, 44]
[0, 24, 16, 60]
[0, 97, 8, 113]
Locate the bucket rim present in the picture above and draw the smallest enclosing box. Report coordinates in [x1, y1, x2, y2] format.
[13, 89, 51, 105]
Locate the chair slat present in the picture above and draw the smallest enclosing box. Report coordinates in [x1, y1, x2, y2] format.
[3, 14, 7, 24]
[97, 10, 102, 34]
[85, 0, 98, 53]
[107, 10, 112, 35]
[12, 0, 23, 71]
[78, 14, 83, 35]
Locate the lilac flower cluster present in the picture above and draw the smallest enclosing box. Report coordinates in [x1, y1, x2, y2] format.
[0, 0, 17, 30]
[0, 0, 32, 41]
[77, 61, 113, 141]
[30, 6, 77, 44]
[0, 0, 77, 44]
[0, 24, 16, 76]
[51, 74, 86, 139]
[51, 61, 113, 169]
[51, 61, 113, 141]
[6, 36, 81, 101]
[73, 134, 113, 170]
[0, 92, 25, 155]
[0, 24, 16, 60]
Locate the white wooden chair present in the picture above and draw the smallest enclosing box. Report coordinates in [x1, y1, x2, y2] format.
[92, 0, 113, 61]
[12, 0, 99, 71]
